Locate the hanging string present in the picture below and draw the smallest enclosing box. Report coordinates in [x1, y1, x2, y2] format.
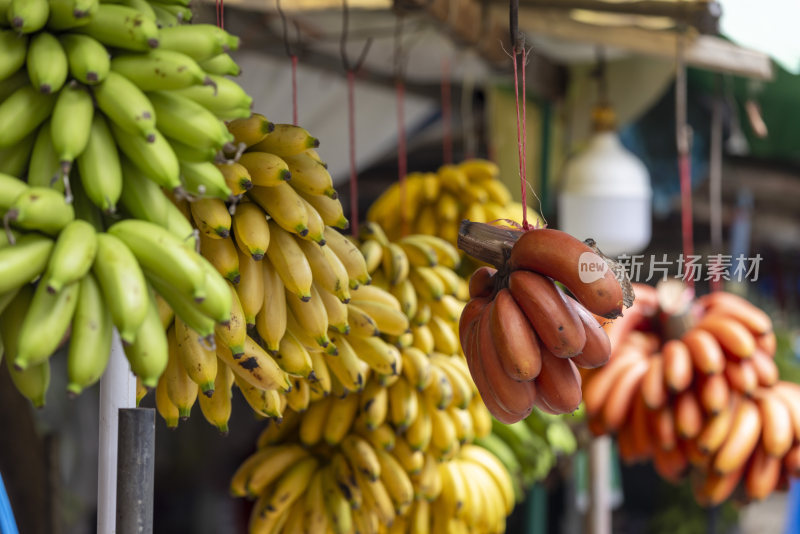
[508, 0, 531, 230]
[277, 0, 299, 125]
[441, 57, 453, 165]
[340, 0, 373, 236]
[216, 0, 224, 28]
[394, 14, 409, 236]
[675, 32, 695, 293]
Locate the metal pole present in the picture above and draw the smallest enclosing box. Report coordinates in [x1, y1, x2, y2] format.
[97, 331, 137, 534]
[116, 408, 155, 534]
[587, 436, 611, 534]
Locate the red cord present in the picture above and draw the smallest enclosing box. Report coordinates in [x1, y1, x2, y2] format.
[679, 152, 695, 290]
[512, 48, 530, 230]
[441, 58, 452, 165]
[347, 71, 359, 236]
[216, 0, 224, 28]
[397, 79, 408, 236]
[290, 55, 299, 126]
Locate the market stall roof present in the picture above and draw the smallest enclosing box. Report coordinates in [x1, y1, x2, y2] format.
[205, 0, 772, 83]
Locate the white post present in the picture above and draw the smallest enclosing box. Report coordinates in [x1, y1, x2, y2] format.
[588, 436, 612, 534]
[97, 331, 136, 534]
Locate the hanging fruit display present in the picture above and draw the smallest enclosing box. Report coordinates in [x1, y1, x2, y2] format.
[456, 221, 630, 422]
[583, 282, 798, 506]
[0, 2, 251, 405]
[366, 159, 540, 248]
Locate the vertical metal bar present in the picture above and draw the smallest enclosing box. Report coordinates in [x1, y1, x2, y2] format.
[116, 408, 155, 534]
[97, 331, 136, 534]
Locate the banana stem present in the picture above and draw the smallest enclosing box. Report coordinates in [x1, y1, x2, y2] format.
[656, 278, 695, 340]
[457, 220, 523, 269]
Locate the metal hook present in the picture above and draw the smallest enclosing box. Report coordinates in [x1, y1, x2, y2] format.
[340, 0, 373, 73]
[276, 0, 301, 58]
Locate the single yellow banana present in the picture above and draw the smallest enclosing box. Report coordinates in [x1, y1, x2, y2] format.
[174, 316, 218, 395]
[232, 201, 269, 260]
[164, 325, 198, 419]
[234, 247, 263, 327]
[255, 258, 287, 354]
[199, 233, 240, 283]
[197, 360, 233, 434]
[189, 197, 231, 239]
[265, 220, 312, 300]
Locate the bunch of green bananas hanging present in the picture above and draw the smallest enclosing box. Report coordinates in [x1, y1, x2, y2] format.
[475, 409, 580, 501]
[366, 159, 541, 248]
[0, 0, 259, 405]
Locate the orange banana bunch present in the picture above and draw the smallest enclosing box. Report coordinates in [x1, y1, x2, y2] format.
[582, 282, 799, 506]
[460, 228, 627, 422]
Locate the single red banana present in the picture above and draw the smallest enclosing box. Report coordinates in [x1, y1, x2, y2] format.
[681, 329, 725, 375]
[751, 349, 779, 387]
[534, 344, 583, 414]
[724, 359, 758, 395]
[756, 390, 793, 457]
[713, 397, 761, 474]
[745, 445, 781, 501]
[600, 358, 649, 431]
[662, 339, 693, 393]
[468, 266, 497, 299]
[640, 354, 667, 410]
[699, 292, 772, 335]
[489, 288, 542, 381]
[698, 374, 730, 415]
[475, 305, 537, 419]
[565, 296, 611, 369]
[674, 388, 703, 439]
[697, 313, 756, 359]
[509, 228, 625, 318]
[508, 269, 586, 358]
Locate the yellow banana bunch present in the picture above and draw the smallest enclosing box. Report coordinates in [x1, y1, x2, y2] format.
[367, 159, 543, 249]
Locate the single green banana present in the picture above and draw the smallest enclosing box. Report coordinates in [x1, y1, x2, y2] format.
[74, 4, 159, 51]
[150, 3, 178, 27]
[111, 50, 208, 91]
[60, 34, 109, 84]
[157, 24, 239, 62]
[92, 71, 157, 141]
[6, 187, 74, 235]
[77, 113, 122, 213]
[47, 0, 97, 31]
[0, 173, 28, 210]
[0, 30, 27, 80]
[69, 171, 104, 231]
[67, 272, 112, 395]
[52, 81, 94, 175]
[0, 129, 36, 177]
[123, 289, 169, 388]
[172, 75, 252, 118]
[0, 85, 56, 148]
[27, 32, 68, 94]
[0, 233, 53, 294]
[27, 121, 63, 191]
[107, 219, 207, 302]
[193, 257, 232, 325]
[44, 219, 97, 293]
[103, 0, 155, 19]
[0, 68, 29, 102]
[148, 90, 231, 149]
[111, 124, 181, 191]
[118, 157, 196, 246]
[180, 161, 232, 201]
[199, 53, 240, 76]
[8, 0, 49, 33]
[146, 272, 215, 339]
[15, 274, 80, 369]
[167, 138, 217, 163]
[152, 2, 192, 21]
[2, 287, 50, 408]
[92, 233, 149, 344]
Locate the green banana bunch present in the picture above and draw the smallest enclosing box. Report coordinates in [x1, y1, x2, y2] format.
[0, 0, 259, 406]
